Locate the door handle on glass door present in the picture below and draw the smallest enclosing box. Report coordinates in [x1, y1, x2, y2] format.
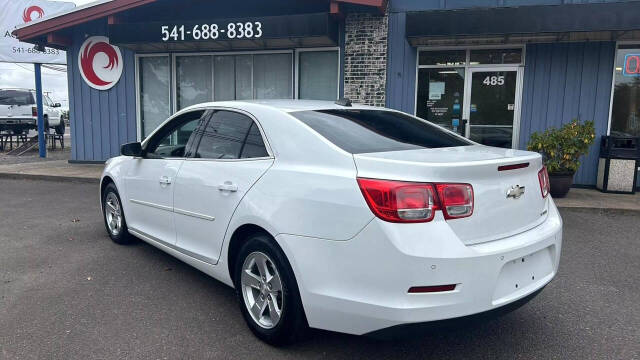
[159, 176, 172, 185]
[218, 182, 238, 192]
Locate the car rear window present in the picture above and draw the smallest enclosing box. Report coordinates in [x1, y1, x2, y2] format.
[0, 90, 34, 106]
[291, 109, 472, 154]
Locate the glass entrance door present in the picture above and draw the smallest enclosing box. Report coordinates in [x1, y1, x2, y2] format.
[463, 67, 522, 148]
[415, 49, 524, 148]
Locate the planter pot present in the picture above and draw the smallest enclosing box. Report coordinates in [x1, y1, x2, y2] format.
[549, 172, 575, 198]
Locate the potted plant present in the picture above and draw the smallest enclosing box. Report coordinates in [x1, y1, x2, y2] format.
[527, 120, 596, 198]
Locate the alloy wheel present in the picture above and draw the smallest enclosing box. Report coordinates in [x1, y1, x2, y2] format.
[240, 251, 284, 329]
[104, 192, 123, 237]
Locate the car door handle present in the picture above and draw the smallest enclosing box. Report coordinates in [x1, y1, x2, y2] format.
[218, 182, 238, 192]
[159, 176, 172, 185]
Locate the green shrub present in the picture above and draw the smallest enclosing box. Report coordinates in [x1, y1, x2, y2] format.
[527, 120, 596, 174]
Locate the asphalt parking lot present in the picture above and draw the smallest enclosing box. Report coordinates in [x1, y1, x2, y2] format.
[1, 179, 638, 359]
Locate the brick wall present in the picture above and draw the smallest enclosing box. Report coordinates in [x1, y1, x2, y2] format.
[343, 10, 388, 107]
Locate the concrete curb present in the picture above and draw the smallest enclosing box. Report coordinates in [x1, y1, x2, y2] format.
[556, 206, 640, 215]
[0, 172, 100, 184]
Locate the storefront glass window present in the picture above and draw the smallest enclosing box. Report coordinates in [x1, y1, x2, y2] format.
[419, 50, 465, 66]
[299, 50, 339, 100]
[139, 56, 170, 139]
[470, 49, 522, 65]
[211, 53, 293, 101]
[213, 56, 236, 101]
[416, 68, 465, 136]
[611, 46, 640, 137]
[235, 55, 253, 100]
[253, 53, 293, 99]
[142, 50, 334, 137]
[176, 56, 212, 110]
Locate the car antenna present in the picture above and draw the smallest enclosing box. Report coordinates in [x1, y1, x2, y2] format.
[335, 98, 352, 107]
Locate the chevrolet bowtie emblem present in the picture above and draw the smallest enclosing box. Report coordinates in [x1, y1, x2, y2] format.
[506, 185, 525, 199]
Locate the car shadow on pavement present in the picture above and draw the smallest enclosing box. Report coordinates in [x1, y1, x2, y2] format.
[129, 235, 550, 358]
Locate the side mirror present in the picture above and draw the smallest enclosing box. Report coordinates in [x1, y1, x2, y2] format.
[121, 142, 143, 157]
[53, 103, 61, 108]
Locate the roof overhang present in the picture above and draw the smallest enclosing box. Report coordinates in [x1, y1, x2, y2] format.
[13, 0, 157, 42]
[406, 2, 640, 46]
[13, 0, 386, 49]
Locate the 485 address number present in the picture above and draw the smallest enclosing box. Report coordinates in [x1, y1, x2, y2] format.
[161, 22, 263, 41]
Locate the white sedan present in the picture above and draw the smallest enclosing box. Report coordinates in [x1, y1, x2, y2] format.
[100, 100, 562, 345]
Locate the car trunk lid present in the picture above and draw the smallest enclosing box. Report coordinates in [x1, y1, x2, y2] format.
[354, 145, 548, 245]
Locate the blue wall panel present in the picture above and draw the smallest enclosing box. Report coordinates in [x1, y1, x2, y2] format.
[67, 21, 137, 162]
[386, 12, 416, 114]
[519, 42, 615, 185]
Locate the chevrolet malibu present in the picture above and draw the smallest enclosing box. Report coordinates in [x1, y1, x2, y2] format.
[100, 100, 562, 345]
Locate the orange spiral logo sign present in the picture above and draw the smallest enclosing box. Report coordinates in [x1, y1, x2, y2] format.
[23, 5, 45, 23]
[78, 36, 123, 90]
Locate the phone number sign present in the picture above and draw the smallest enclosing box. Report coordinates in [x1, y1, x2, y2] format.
[109, 14, 336, 45]
[161, 22, 263, 42]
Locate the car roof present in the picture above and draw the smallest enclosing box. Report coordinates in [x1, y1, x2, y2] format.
[143, 99, 386, 148]
[180, 99, 380, 114]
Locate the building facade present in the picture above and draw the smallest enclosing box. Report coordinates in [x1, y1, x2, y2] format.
[14, 0, 640, 186]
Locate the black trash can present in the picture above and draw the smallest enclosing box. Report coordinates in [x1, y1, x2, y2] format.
[596, 136, 640, 194]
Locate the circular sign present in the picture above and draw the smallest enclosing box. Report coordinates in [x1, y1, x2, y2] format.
[23, 6, 45, 23]
[78, 36, 123, 91]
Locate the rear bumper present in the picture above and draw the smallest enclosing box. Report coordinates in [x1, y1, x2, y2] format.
[366, 285, 546, 339]
[0, 118, 36, 126]
[277, 198, 562, 335]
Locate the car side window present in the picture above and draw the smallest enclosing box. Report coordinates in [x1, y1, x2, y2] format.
[146, 110, 207, 159]
[195, 110, 268, 160]
[240, 123, 269, 159]
[43, 95, 52, 107]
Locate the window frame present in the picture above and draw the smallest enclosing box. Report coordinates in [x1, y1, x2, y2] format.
[295, 47, 341, 101]
[416, 45, 525, 69]
[172, 50, 294, 112]
[143, 109, 207, 160]
[135, 53, 172, 142]
[135, 48, 342, 140]
[606, 41, 640, 136]
[183, 107, 274, 162]
[414, 45, 525, 149]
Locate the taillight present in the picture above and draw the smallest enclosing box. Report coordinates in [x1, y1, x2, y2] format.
[538, 166, 550, 198]
[357, 178, 438, 223]
[357, 178, 473, 223]
[32, 106, 37, 117]
[435, 184, 474, 219]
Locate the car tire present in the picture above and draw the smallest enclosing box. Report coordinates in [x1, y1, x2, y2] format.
[102, 183, 134, 245]
[55, 121, 65, 135]
[234, 233, 307, 346]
